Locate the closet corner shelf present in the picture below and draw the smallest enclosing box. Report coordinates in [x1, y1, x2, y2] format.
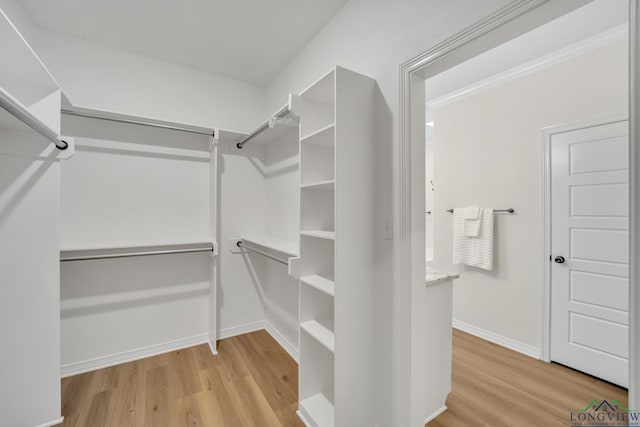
[300, 230, 335, 240]
[301, 123, 335, 144]
[300, 320, 335, 353]
[298, 393, 335, 427]
[300, 180, 335, 190]
[300, 275, 335, 297]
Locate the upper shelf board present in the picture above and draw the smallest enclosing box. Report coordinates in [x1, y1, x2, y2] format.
[299, 68, 335, 105]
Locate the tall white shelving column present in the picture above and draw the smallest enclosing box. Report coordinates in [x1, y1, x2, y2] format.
[295, 67, 377, 427]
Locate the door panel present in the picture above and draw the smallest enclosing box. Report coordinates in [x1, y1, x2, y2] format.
[550, 120, 629, 387]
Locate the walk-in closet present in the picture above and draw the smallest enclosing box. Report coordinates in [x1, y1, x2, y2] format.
[0, 2, 387, 424]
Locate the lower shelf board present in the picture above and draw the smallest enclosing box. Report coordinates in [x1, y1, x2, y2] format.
[300, 275, 335, 297]
[297, 393, 335, 427]
[300, 320, 335, 353]
[300, 230, 335, 240]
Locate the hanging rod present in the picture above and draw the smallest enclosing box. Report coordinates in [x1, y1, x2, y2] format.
[61, 108, 215, 137]
[0, 86, 68, 150]
[236, 240, 288, 265]
[446, 208, 515, 213]
[236, 106, 291, 149]
[60, 242, 215, 261]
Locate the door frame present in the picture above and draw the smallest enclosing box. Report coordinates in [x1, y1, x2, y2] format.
[395, 0, 640, 424]
[541, 115, 629, 364]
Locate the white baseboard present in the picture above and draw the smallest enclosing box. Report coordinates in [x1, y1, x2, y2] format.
[35, 416, 64, 427]
[265, 321, 299, 363]
[61, 333, 208, 378]
[452, 319, 540, 359]
[424, 405, 447, 424]
[61, 321, 298, 378]
[218, 320, 266, 340]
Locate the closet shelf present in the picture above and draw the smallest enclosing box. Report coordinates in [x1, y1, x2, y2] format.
[300, 180, 335, 190]
[299, 68, 336, 105]
[62, 105, 216, 136]
[300, 230, 335, 240]
[300, 320, 335, 352]
[301, 123, 335, 145]
[301, 275, 335, 297]
[240, 236, 299, 257]
[298, 393, 335, 427]
[60, 239, 216, 261]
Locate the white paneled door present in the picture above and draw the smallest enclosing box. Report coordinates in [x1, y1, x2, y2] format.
[550, 120, 629, 387]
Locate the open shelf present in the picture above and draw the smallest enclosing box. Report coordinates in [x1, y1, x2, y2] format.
[301, 275, 335, 297]
[240, 235, 299, 257]
[300, 230, 335, 240]
[62, 104, 216, 136]
[301, 180, 335, 190]
[301, 320, 335, 353]
[301, 123, 335, 146]
[300, 69, 335, 106]
[60, 238, 216, 261]
[298, 393, 335, 427]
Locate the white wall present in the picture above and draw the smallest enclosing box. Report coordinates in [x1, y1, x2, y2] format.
[33, 30, 267, 133]
[265, 0, 514, 425]
[432, 40, 628, 350]
[59, 115, 213, 373]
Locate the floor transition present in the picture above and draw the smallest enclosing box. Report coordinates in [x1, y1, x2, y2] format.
[60, 329, 627, 426]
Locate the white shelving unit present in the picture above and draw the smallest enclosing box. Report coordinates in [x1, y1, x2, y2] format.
[294, 67, 377, 426]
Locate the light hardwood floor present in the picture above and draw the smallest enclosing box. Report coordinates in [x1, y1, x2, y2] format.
[60, 328, 628, 426]
[60, 330, 303, 427]
[428, 329, 628, 427]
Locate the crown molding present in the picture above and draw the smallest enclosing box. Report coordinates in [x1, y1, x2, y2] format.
[427, 24, 628, 109]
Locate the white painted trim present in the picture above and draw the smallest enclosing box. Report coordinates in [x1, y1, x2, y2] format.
[35, 416, 64, 427]
[60, 333, 208, 377]
[540, 116, 628, 363]
[217, 320, 266, 340]
[453, 320, 540, 359]
[264, 321, 299, 363]
[424, 406, 448, 424]
[428, 24, 628, 109]
[628, 0, 639, 410]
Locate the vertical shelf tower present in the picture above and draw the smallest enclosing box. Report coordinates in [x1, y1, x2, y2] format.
[295, 67, 377, 426]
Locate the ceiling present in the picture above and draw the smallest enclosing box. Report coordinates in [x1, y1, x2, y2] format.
[20, 0, 349, 86]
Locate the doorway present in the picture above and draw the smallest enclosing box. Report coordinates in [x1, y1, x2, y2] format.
[397, 0, 639, 425]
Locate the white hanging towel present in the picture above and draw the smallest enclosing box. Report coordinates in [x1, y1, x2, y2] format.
[461, 206, 481, 237]
[452, 207, 494, 270]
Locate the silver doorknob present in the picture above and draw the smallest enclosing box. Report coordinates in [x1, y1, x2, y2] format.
[554, 256, 565, 264]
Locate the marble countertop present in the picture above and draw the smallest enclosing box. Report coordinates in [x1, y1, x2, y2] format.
[425, 267, 459, 286]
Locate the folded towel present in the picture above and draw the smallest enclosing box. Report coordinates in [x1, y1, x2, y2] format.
[461, 206, 481, 237]
[453, 207, 494, 270]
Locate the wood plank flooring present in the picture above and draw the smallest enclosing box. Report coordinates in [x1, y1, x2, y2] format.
[428, 329, 628, 427]
[60, 330, 304, 427]
[61, 328, 628, 426]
